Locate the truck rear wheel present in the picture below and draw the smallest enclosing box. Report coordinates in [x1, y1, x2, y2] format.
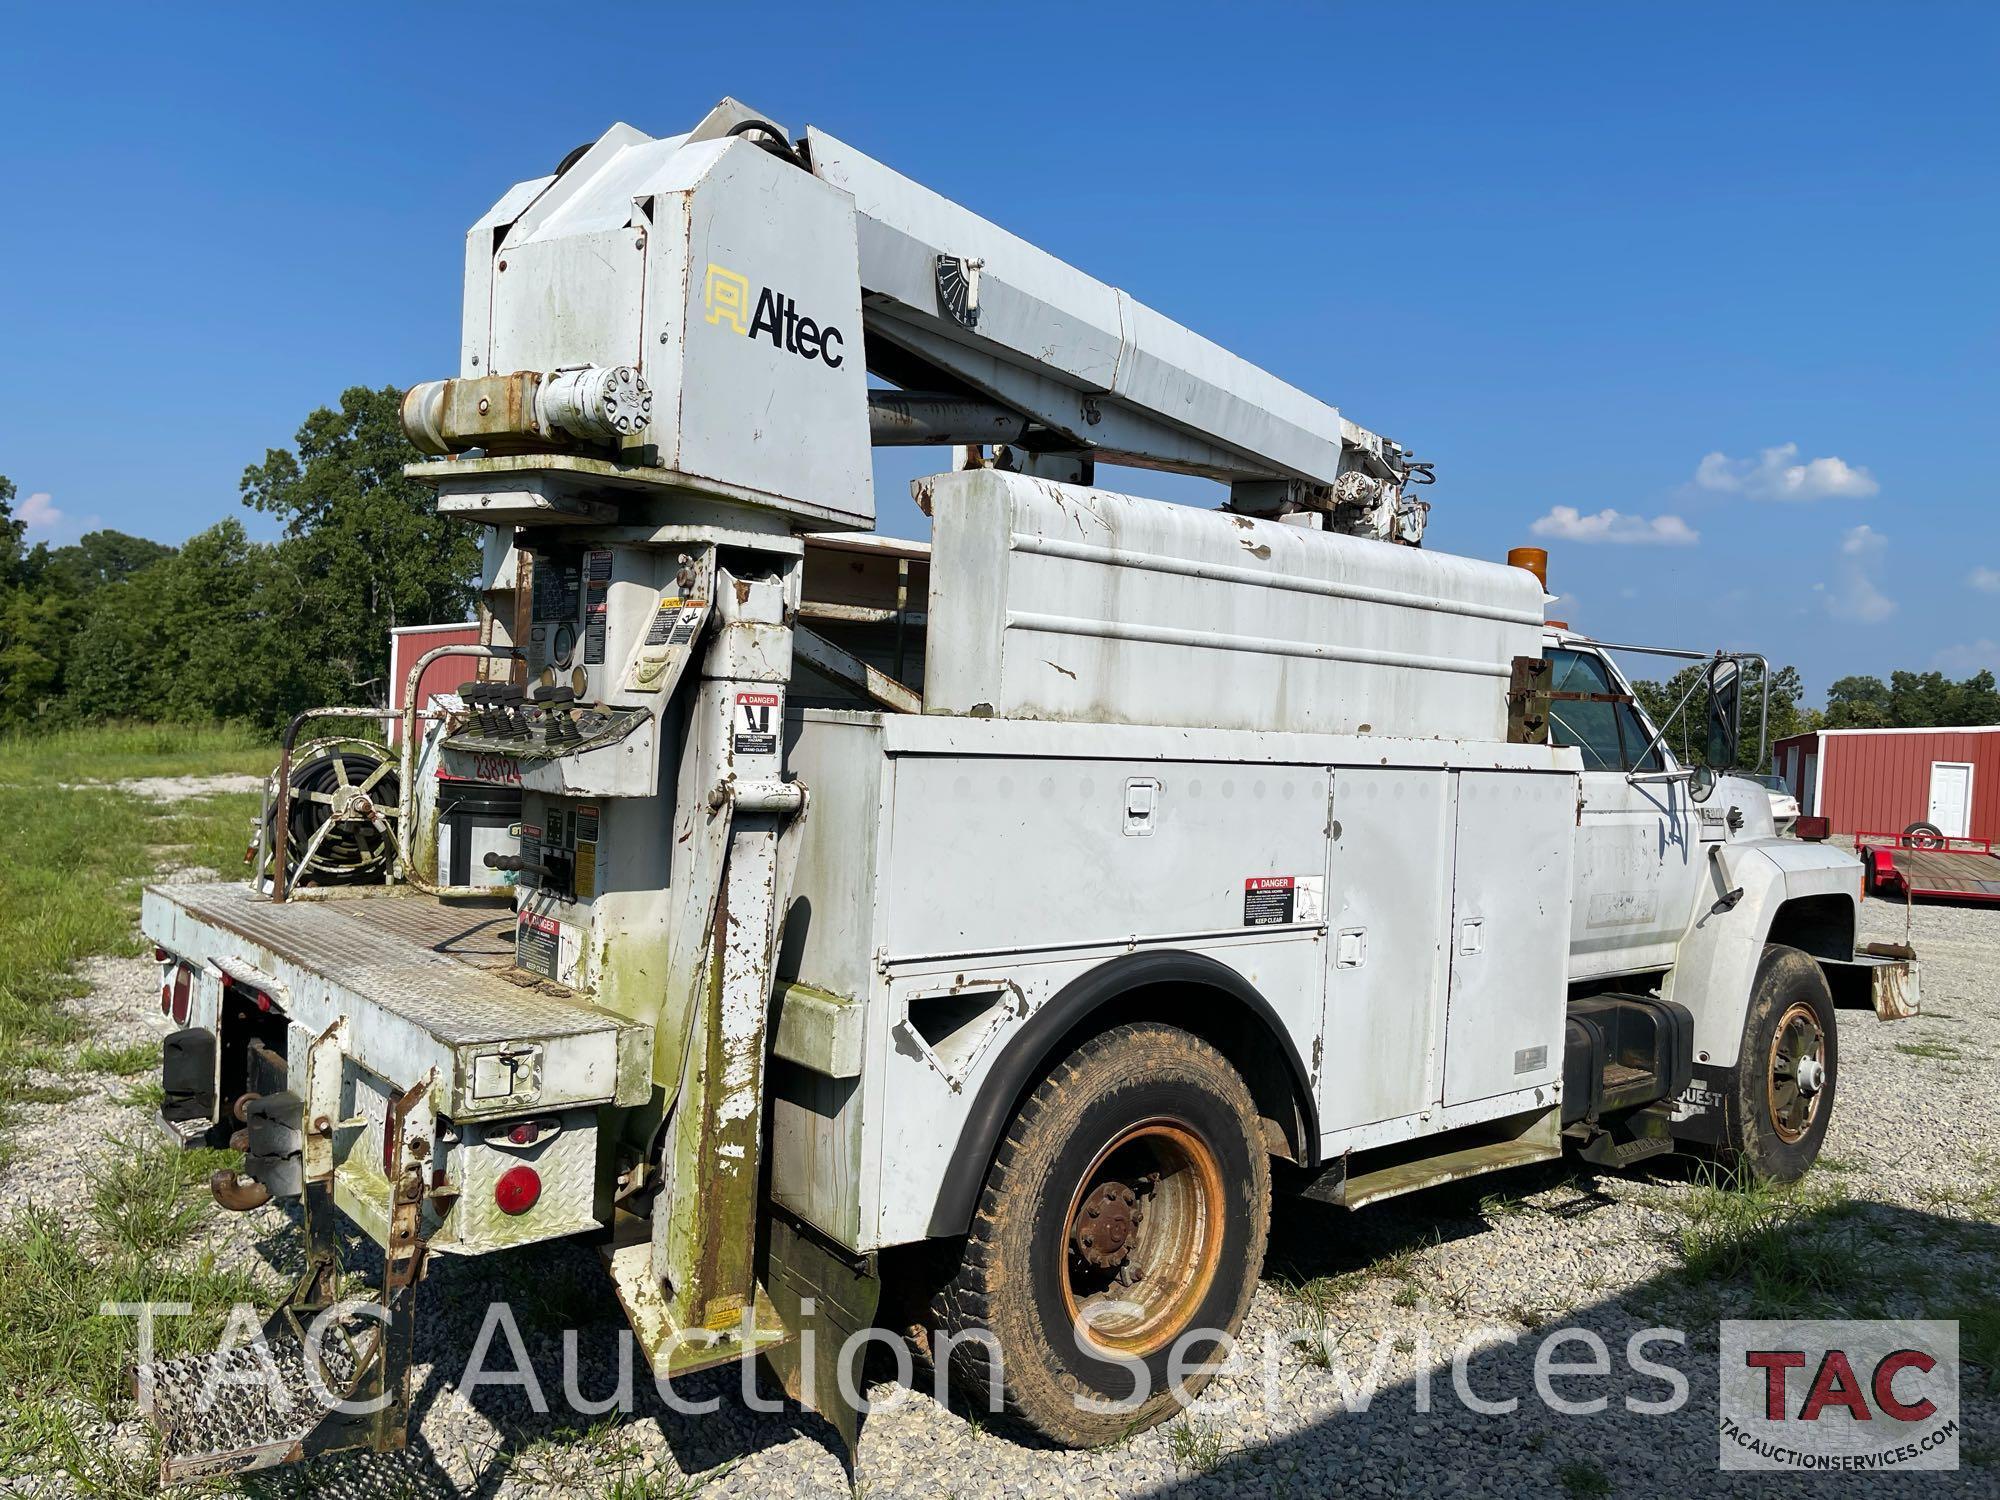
[1721, 944, 1838, 1183]
[930, 1022, 1270, 1446]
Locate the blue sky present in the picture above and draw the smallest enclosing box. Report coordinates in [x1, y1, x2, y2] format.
[2, 3, 1994, 700]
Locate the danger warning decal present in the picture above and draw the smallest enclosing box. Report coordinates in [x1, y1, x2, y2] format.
[516, 911, 561, 978]
[733, 691, 780, 756]
[1243, 874, 1326, 926]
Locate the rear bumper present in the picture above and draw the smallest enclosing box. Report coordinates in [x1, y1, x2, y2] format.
[142, 881, 652, 1255]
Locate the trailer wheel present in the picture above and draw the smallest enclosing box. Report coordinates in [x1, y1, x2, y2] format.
[1721, 944, 1838, 1182]
[930, 1022, 1270, 1446]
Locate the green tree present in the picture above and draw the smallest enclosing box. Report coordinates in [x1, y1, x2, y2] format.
[241, 386, 477, 702]
[0, 474, 21, 578]
[1824, 674, 1891, 728]
[1629, 661, 1818, 770]
[1823, 669, 2000, 729]
[66, 521, 335, 726]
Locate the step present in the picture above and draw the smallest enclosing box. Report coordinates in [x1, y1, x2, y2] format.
[1310, 1107, 1564, 1210]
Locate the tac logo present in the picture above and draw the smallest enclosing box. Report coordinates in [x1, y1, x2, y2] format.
[1719, 1319, 1958, 1472]
[702, 262, 845, 368]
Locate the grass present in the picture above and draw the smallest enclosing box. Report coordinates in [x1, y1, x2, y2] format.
[0, 725, 278, 1491]
[1671, 1173, 1867, 1316]
[1165, 1417, 1228, 1476]
[80, 1040, 160, 1076]
[0, 720, 275, 784]
[1278, 1271, 1361, 1368]
[0, 724, 269, 1140]
[1894, 1040, 1966, 1061]
[1558, 1458, 1613, 1497]
[88, 1137, 241, 1258]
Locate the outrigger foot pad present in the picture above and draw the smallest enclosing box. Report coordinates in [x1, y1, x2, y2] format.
[147, 1156, 432, 1481]
[147, 1319, 361, 1482]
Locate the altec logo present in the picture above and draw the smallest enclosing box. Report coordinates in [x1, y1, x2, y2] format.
[1719, 1320, 1959, 1472]
[703, 262, 845, 368]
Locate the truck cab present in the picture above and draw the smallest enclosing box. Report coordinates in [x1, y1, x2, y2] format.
[1536, 628, 1910, 1177]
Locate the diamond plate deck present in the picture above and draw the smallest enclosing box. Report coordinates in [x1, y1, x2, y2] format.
[144, 883, 653, 1118]
[161, 884, 605, 1045]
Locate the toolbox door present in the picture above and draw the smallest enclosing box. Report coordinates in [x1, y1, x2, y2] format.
[1318, 768, 1453, 1131]
[1441, 770, 1574, 1106]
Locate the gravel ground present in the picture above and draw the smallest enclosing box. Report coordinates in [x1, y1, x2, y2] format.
[3, 891, 1995, 1497]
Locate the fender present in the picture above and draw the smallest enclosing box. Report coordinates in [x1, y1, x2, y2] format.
[926, 949, 1320, 1238]
[1661, 838, 1860, 1069]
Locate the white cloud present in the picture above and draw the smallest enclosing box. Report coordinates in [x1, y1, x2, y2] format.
[1530, 506, 1699, 545]
[1822, 524, 1896, 623]
[1841, 523, 1885, 556]
[1970, 566, 2000, 594]
[18, 492, 62, 534]
[1932, 640, 2000, 676]
[1694, 443, 1878, 501]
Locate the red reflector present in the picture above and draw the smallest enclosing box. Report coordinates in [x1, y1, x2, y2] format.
[160, 982, 173, 1016]
[153, 946, 170, 963]
[494, 1164, 541, 1216]
[1795, 815, 1830, 841]
[254, 992, 273, 1012]
[170, 966, 193, 1025]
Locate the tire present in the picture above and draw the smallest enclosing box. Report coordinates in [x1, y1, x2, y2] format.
[1720, 944, 1838, 1182]
[1904, 820, 1945, 849]
[930, 1022, 1271, 1446]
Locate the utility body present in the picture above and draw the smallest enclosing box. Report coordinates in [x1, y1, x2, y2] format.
[139, 99, 1916, 1474]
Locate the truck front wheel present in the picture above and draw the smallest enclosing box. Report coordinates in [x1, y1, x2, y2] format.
[1721, 944, 1838, 1182]
[930, 1022, 1270, 1446]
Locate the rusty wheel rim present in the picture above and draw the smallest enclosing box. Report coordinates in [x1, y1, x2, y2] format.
[1059, 1117, 1224, 1359]
[1766, 1001, 1827, 1144]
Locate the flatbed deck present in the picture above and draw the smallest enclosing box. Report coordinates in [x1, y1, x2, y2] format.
[1857, 835, 2000, 904]
[1881, 848, 2000, 899]
[142, 883, 653, 1118]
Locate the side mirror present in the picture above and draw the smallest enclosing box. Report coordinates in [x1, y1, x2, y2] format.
[1705, 659, 1742, 771]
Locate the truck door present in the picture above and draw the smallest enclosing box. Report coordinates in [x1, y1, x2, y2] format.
[1547, 646, 1697, 978]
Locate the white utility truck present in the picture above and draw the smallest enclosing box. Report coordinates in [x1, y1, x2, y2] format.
[139, 99, 1916, 1476]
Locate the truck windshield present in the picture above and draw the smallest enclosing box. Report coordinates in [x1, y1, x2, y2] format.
[1545, 648, 1665, 773]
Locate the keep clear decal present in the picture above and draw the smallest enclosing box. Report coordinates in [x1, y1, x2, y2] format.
[517, 911, 561, 978]
[1243, 874, 1325, 926]
[733, 691, 780, 756]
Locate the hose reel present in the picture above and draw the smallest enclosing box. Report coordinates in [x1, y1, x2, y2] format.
[257, 738, 403, 889]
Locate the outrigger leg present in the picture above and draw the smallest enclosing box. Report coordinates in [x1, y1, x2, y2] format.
[144, 1039, 437, 1482]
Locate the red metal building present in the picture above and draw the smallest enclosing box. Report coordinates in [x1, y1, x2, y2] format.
[387, 621, 481, 744]
[1773, 726, 2000, 842]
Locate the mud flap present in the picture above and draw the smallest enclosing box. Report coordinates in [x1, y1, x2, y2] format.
[1821, 951, 1921, 1020]
[761, 1212, 881, 1454]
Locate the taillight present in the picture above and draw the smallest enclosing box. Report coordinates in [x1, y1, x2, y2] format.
[170, 966, 193, 1025]
[494, 1165, 541, 1216]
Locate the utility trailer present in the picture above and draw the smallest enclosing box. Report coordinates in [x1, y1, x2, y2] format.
[138, 98, 1918, 1477]
[1858, 830, 2000, 904]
